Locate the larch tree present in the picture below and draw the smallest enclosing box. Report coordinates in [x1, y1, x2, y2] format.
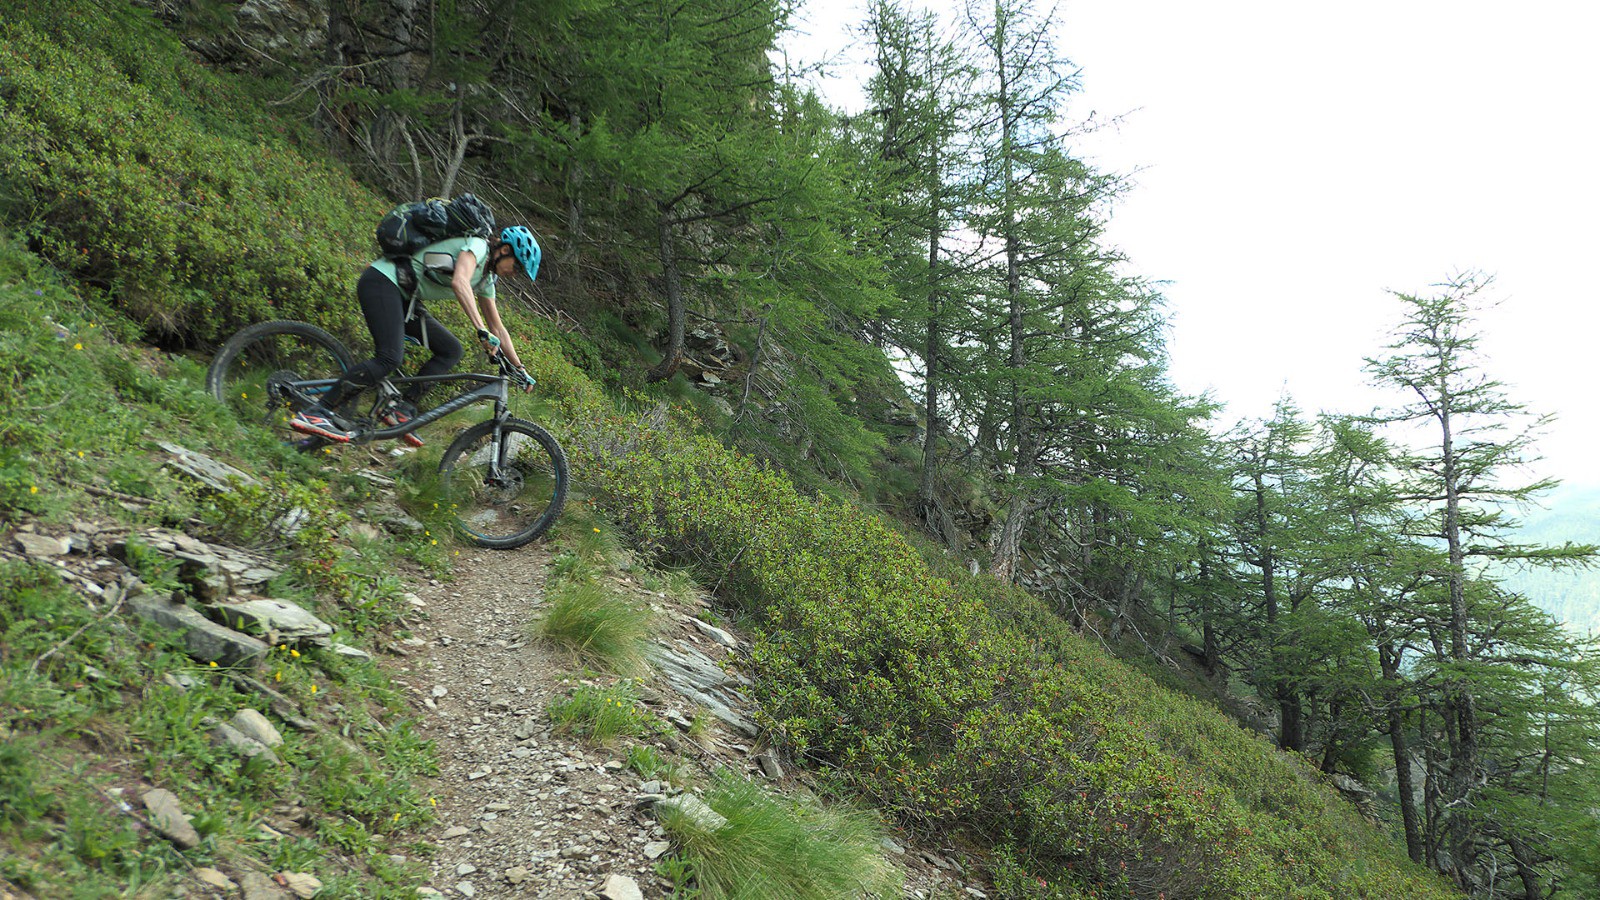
[1365, 273, 1598, 895]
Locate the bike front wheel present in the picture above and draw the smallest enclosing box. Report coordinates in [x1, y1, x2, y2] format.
[438, 417, 568, 549]
[206, 320, 356, 445]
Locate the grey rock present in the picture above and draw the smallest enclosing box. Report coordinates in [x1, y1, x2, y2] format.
[195, 867, 237, 891]
[125, 528, 284, 591]
[688, 617, 739, 649]
[127, 594, 269, 668]
[344, 521, 387, 543]
[211, 722, 283, 765]
[213, 598, 333, 642]
[455, 881, 477, 898]
[372, 507, 426, 535]
[651, 645, 758, 737]
[163, 672, 200, 691]
[601, 874, 644, 900]
[1331, 773, 1377, 798]
[755, 749, 784, 780]
[653, 794, 728, 833]
[158, 442, 254, 491]
[239, 871, 289, 900]
[230, 708, 284, 747]
[15, 532, 71, 558]
[278, 872, 322, 899]
[643, 841, 671, 859]
[321, 640, 372, 661]
[141, 788, 201, 849]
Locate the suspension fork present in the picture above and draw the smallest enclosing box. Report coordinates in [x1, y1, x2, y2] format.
[487, 383, 512, 478]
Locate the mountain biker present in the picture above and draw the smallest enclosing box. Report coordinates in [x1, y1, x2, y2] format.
[289, 225, 542, 445]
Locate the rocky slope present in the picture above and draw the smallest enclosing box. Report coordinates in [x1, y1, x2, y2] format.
[2, 445, 989, 899]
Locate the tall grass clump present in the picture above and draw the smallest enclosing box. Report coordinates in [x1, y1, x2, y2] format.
[534, 575, 654, 676]
[660, 774, 900, 900]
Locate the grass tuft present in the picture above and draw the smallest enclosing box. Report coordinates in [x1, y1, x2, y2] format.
[534, 578, 654, 676]
[547, 683, 655, 746]
[660, 773, 901, 900]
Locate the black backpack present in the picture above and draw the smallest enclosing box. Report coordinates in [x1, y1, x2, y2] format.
[375, 194, 496, 294]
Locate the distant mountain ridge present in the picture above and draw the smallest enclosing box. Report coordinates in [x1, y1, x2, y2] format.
[1502, 484, 1600, 635]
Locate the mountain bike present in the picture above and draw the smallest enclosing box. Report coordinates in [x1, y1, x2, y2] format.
[205, 320, 567, 549]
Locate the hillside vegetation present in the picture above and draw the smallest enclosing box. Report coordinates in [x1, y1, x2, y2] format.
[4, 2, 1595, 899]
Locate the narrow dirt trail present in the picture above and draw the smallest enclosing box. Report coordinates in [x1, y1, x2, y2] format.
[389, 545, 673, 899]
[384, 542, 978, 900]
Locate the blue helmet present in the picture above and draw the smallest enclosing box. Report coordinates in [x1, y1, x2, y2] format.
[500, 226, 541, 281]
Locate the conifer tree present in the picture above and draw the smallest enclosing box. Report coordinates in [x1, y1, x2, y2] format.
[1365, 273, 1599, 893]
[857, 0, 973, 538]
[960, 0, 1094, 581]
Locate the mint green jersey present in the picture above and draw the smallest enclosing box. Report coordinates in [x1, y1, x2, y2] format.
[370, 235, 496, 302]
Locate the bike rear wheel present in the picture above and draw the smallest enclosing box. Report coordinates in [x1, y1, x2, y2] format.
[207, 321, 356, 446]
[438, 417, 568, 549]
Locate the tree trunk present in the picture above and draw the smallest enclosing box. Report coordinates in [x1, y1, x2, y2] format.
[1381, 642, 1425, 863]
[1508, 834, 1545, 900]
[563, 110, 585, 266]
[990, 489, 1029, 583]
[647, 212, 685, 381]
[917, 175, 944, 531]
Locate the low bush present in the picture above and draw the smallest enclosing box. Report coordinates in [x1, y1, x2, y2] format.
[514, 336, 1456, 899]
[0, 3, 380, 348]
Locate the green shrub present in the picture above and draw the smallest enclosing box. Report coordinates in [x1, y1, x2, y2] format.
[0, 5, 380, 347]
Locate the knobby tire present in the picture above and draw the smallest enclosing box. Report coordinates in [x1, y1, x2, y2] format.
[438, 417, 568, 549]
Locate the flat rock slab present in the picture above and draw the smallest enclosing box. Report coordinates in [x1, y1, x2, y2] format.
[214, 597, 333, 642]
[688, 617, 740, 650]
[651, 643, 758, 737]
[142, 788, 201, 849]
[230, 708, 284, 747]
[212, 722, 283, 765]
[132, 528, 284, 592]
[128, 594, 269, 668]
[159, 442, 256, 492]
[239, 871, 289, 900]
[653, 794, 728, 834]
[15, 532, 72, 558]
[601, 873, 644, 900]
[195, 867, 237, 891]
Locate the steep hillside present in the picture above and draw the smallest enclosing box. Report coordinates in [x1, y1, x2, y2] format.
[0, 5, 1475, 899]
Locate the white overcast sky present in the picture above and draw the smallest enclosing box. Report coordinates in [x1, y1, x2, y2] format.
[779, 1, 1600, 490]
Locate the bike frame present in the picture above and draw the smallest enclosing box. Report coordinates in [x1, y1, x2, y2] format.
[292, 371, 509, 444]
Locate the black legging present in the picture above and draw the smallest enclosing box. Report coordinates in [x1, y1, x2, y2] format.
[328, 266, 464, 407]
